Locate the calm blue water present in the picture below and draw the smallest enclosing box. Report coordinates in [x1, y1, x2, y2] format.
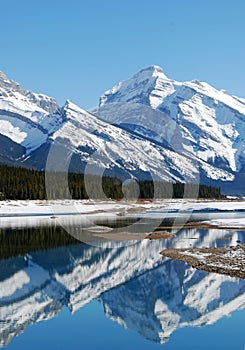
[5, 301, 245, 350]
[0, 224, 244, 349]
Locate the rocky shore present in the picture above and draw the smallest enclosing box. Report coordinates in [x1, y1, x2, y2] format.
[161, 245, 245, 279]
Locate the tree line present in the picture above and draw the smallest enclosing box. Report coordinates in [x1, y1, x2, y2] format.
[0, 164, 225, 200]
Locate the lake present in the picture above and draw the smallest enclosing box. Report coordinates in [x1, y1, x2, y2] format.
[0, 221, 244, 349]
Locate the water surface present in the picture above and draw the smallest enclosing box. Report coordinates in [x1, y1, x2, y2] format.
[0, 221, 244, 349]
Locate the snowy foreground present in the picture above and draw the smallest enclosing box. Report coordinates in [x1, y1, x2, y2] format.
[0, 199, 245, 229]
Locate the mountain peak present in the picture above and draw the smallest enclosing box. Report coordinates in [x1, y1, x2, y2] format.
[64, 98, 72, 107]
[0, 70, 23, 93]
[0, 71, 7, 81]
[99, 64, 173, 108]
[134, 65, 169, 80]
[0, 70, 59, 114]
[63, 98, 90, 116]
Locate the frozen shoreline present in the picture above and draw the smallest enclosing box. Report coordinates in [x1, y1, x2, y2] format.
[1, 199, 245, 278]
[0, 199, 245, 229]
[1, 198, 245, 214]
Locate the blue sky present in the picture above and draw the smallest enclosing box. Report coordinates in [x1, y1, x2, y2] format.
[1, 0, 244, 109]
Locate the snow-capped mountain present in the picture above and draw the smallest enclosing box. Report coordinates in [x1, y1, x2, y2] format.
[0, 234, 244, 346]
[0, 68, 245, 192]
[41, 99, 201, 181]
[99, 65, 174, 108]
[97, 65, 245, 191]
[0, 71, 200, 182]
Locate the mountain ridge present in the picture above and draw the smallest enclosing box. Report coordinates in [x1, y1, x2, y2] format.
[0, 67, 244, 193]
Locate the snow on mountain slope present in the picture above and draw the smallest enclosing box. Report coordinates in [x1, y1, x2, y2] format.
[97, 65, 245, 180]
[0, 115, 48, 153]
[159, 82, 245, 173]
[100, 65, 175, 109]
[24, 91, 58, 114]
[46, 99, 200, 182]
[0, 71, 58, 122]
[0, 71, 61, 154]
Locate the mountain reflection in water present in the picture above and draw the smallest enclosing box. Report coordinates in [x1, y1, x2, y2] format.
[0, 225, 244, 347]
